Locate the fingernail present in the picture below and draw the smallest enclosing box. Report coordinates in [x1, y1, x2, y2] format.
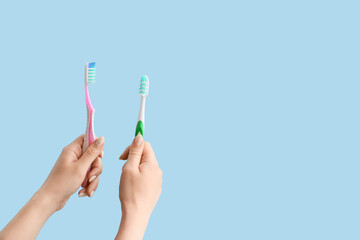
[90, 191, 94, 198]
[79, 192, 86, 198]
[119, 156, 123, 160]
[100, 151, 104, 158]
[89, 175, 96, 183]
[135, 133, 143, 146]
[96, 137, 105, 146]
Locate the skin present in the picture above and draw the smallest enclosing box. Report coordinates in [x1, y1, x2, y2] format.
[116, 133, 163, 240]
[0, 135, 105, 240]
[0, 133, 162, 240]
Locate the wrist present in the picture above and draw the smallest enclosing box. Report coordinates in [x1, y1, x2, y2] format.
[122, 208, 150, 226]
[0, 188, 57, 240]
[35, 188, 61, 214]
[116, 207, 150, 240]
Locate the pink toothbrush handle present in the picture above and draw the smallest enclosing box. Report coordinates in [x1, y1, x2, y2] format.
[82, 104, 95, 187]
[87, 107, 96, 147]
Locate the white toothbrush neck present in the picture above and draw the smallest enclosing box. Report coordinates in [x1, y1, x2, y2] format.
[138, 95, 146, 124]
[85, 64, 88, 83]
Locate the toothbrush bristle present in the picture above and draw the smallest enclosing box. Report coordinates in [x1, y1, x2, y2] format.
[87, 62, 96, 83]
[139, 75, 149, 96]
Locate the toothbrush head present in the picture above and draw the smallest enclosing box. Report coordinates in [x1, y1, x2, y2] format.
[139, 75, 149, 96]
[87, 62, 96, 83]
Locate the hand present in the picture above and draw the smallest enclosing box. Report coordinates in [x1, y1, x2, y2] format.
[0, 135, 105, 240]
[40, 134, 105, 211]
[116, 133, 162, 240]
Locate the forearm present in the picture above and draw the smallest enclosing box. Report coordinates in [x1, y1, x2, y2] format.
[115, 210, 150, 240]
[0, 189, 56, 240]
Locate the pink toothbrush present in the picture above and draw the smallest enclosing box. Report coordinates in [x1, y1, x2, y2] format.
[82, 62, 96, 187]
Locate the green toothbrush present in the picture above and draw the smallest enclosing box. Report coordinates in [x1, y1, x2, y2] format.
[135, 75, 149, 137]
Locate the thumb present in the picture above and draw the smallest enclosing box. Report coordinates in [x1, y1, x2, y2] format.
[77, 136, 105, 170]
[126, 133, 144, 168]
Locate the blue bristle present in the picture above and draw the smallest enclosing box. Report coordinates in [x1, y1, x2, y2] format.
[88, 62, 96, 68]
[87, 62, 96, 83]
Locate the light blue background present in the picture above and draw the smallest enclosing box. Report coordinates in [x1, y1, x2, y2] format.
[0, 0, 359, 239]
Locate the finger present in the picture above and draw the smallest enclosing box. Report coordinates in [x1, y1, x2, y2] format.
[88, 157, 103, 183]
[126, 133, 144, 168]
[95, 136, 104, 159]
[69, 134, 85, 148]
[86, 177, 99, 198]
[78, 188, 87, 198]
[140, 142, 158, 166]
[119, 145, 130, 160]
[77, 137, 105, 171]
[64, 134, 85, 159]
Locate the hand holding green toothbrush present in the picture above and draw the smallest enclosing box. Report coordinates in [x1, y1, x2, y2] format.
[116, 75, 163, 240]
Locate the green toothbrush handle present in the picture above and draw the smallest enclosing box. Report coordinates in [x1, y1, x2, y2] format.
[135, 120, 145, 137]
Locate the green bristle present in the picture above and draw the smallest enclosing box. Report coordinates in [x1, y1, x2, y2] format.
[139, 75, 149, 95]
[88, 67, 96, 83]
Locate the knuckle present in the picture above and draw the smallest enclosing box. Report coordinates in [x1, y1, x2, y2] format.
[122, 165, 135, 175]
[85, 146, 97, 158]
[122, 164, 129, 172]
[129, 149, 142, 157]
[144, 141, 151, 148]
[62, 146, 70, 153]
[90, 166, 102, 176]
[157, 168, 163, 178]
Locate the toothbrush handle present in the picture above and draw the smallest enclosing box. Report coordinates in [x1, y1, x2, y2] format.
[136, 96, 146, 137]
[135, 120, 145, 137]
[82, 105, 95, 186]
[83, 106, 96, 152]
